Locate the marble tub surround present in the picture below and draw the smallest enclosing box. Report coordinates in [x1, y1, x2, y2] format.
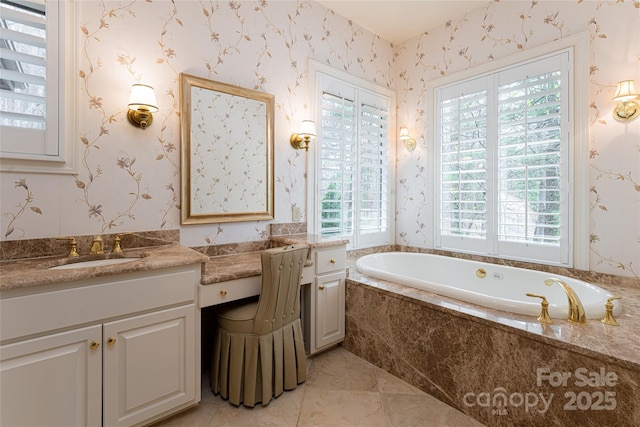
[0, 243, 207, 293]
[0, 229, 180, 261]
[344, 271, 640, 427]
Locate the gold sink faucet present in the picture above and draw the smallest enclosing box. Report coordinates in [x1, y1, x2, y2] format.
[544, 278, 586, 324]
[56, 237, 79, 257]
[89, 235, 104, 254]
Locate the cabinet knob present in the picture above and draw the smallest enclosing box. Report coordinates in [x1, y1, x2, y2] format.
[319, 285, 326, 290]
[219, 290, 227, 297]
[330, 258, 336, 264]
[107, 337, 116, 346]
[89, 341, 100, 351]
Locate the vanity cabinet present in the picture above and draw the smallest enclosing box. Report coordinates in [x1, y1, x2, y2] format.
[0, 265, 201, 427]
[0, 325, 103, 426]
[302, 244, 346, 355]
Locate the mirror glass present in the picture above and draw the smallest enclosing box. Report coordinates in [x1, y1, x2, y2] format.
[180, 73, 274, 224]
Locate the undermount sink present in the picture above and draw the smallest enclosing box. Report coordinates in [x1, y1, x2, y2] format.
[48, 257, 140, 270]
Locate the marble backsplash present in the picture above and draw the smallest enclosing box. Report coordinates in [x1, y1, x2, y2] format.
[0, 229, 180, 261]
[0, 223, 308, 262]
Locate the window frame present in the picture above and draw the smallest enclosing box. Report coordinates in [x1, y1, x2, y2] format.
[307, 60, 396, 250]
[428, 33, 589, 269]
[0, 0, 78, 174]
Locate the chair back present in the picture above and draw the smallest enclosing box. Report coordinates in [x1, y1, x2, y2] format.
[254, 244, 309, 335]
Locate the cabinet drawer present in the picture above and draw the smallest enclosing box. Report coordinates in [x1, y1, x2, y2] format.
[199, 276, 261, 308]
[315, 247, 346, 275]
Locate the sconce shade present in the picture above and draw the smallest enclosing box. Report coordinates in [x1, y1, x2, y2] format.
[399, 126, 410, 140]
[299, 120, 316, 137]
[128, 84, 159, 112]
[399, 125, 416, 152]
[128, 84, 158, 129]
[291, 120, 316, 151]
[612, 80, 639, 122]
[613, 80, 638, 101]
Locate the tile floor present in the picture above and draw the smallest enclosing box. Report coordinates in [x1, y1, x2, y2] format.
[152, 346, 485, 427]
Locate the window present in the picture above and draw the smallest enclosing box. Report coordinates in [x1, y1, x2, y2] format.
[0, 0, 77, 173]
[309, 61, 395, 249]
[433, 35, 589, 268]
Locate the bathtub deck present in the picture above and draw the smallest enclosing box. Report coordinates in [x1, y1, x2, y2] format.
[344, 268, 640, 427]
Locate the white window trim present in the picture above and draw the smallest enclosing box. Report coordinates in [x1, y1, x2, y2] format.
[0, 0, 78, 174]
[427, 32, 589, 269]
[307, 59, 396, 250]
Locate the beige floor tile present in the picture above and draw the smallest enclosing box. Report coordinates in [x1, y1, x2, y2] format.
[298, 388, 386, 427]
[374, 368, 426, 396]
[151, 346, 484, 427]
[305, 347, 378, 391]
[382, 394, 483, 427]
[207, 385, 304, 427]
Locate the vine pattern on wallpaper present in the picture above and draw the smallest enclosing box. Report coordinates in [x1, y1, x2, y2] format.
[77, 0, 154, 233]
[395, 0, 639, 277]
[2, 179, 43, 239]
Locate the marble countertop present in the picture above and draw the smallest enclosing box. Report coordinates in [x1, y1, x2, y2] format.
[348, 269, 640, 371]
[201, 235, 347, 285]
[0, 234, 347, 293]
[270, 233, 349, 248]
[201, 251, 263, 285]
[0, 244, 208, 294]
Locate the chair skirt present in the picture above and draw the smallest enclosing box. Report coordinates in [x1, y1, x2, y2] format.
[211, 318, 307, 407]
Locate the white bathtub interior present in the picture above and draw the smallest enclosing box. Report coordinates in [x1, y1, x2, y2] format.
[355, 252, 621, 319]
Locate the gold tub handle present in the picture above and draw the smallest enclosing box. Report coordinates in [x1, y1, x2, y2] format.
[526, 293, 553, 324]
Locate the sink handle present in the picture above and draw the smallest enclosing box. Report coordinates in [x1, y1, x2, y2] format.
[56, 237, 79, 257]
[112, 233, 133, 255]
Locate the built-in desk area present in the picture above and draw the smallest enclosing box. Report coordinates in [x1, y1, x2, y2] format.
[199, 235, 347, 355]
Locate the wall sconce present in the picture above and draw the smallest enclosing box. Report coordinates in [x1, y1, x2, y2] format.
[612, 80, 639, 122]
[127, 84, 159, 129]
[290, 120, 316, 151]
[399, 126, 416, 152]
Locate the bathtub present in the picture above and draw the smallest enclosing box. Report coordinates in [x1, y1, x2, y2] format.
[355, 252, 621, 319]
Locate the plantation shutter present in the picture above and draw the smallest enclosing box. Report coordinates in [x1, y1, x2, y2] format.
[495, 53, 569, 263]
[437, 77, 490, 254]
[358, 101, 389, 245]
[0, 0, 58, 156]
[319, 91, 356, 237]
[435, 51, 570, 264]
[316, 71, 392, 248]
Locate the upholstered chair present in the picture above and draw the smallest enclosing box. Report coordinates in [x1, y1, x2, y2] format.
[210, 244, 309, 407]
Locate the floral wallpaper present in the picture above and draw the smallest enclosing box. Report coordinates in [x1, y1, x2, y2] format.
[0, 0, 393, 246]
[395, 0, 640, 278]
[1, 0, 638, 279]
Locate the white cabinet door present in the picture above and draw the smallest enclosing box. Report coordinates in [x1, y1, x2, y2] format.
[315, 272, 345, 350]
[0, 325, 102, 427]
[103, 305, 196, 427]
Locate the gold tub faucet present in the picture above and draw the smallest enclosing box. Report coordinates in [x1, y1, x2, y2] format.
[544, 278, 586, 324]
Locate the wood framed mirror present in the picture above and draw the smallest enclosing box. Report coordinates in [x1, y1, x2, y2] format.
[180, 73, 274, 224]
